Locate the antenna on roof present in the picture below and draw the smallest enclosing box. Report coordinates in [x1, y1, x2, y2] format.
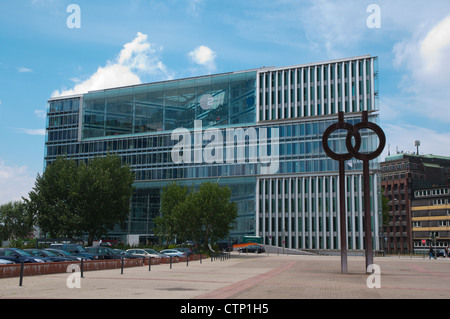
[415, 140, 420, 155]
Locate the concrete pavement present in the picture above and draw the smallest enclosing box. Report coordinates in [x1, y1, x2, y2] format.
[1, 252, 450, 300]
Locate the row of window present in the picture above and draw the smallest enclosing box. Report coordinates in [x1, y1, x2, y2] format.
[82, 71, 257, 138]
[260, 215, 373, 235]
[415, 188, 450, 198]
[48, 98, 80, 113]
[413, 218, 450, 228]
[48, 114, 79, 128]
[258, 57, 378, 121]
[47, 128, 78, 143]
[258, 175, 377, 217]
[432, 198, 450, 205]
[380, 161, 420, 172]
[414, 241, 449, 248]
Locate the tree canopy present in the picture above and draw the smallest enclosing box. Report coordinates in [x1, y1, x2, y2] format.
[25, 155, 134, 245]
[157, 181, 238, 250]
[155, 182, 189, 247]
[0, 200, 34, 242]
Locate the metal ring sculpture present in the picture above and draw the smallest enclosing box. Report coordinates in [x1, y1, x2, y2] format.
[322, 112, 361, 161]
[322, 111, 385, 274]
[322, 111, 385, 161]
[346, 111, 386, 161]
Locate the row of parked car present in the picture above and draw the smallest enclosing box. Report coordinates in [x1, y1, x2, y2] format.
[0, 244, 196, 264]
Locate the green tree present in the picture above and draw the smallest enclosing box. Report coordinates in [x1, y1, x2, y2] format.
[192, 182, 237, 250]
[25, 157, 82, 239]
[162, 181, 237, 250]
[0, 201, 34, 242]
[175, 190, 203, 244]
[25, 155, 134, 245]
[77, 155, 135, 245]
[155, 182, 189, 247]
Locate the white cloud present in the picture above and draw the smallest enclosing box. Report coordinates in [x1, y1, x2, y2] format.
[34, 109, 46, 118]
[52, 64, 141, 97]
[392, 14, 450, 122]
[301, 0, 367, 57]
[187, 0, 204, 16]
[188, 45, 216, 73]
[0, 161, 36, 205]
[14, 128, 46, 136]
[52, 32, 172, 97]
[17, 67, 32, 73]
[420, 16, 450, 79]
[117, 32, 167, 74]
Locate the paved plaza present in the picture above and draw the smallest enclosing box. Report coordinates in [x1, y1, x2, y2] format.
[1, 252, 450, 300]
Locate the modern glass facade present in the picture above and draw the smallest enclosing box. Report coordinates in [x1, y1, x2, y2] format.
[45, 55, 382, 250]
[82, 71, 256, 138]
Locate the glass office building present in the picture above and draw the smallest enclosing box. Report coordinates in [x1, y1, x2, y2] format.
[45, 55, 382, 250]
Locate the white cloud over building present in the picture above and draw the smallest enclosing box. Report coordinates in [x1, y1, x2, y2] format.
[188, 45, 217, 73]
[52, 32, 172, 97]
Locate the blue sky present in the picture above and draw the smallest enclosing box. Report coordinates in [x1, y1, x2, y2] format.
[1, 0, 450, 204]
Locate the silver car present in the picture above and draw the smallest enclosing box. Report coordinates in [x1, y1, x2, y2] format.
[160, 249, 186, 257]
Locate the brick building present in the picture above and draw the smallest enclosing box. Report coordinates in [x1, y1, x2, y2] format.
[380, 153, 450, 253]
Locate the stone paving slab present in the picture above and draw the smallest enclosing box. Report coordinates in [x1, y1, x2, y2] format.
[1, 252, 450, 301]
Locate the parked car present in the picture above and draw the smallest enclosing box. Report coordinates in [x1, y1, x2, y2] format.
[49, 244, 99, 260]
[0, 248, 47, 263]
[44, 248, 86, 261]
[126, 248, 167, 258]
[0, 258, 15, 264]
[173, 247, 193, 256]
[85, 246, 123, 259]
[112, 249, 142, 259]
[436, 249, 446, 257]
[238, 245, 265, 253]
[182, 240, 198, 247]
[160, 249, 186, 257]
[24, 249, 75, 262]
[99, 239, 118, 247]
[217, 240, 233, 252]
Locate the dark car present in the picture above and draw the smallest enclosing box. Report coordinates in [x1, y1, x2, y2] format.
[24, 249, 75, 262]
[436, 249, 446, 257]
[238, 245, 265, 253]
[217, 240, 233, 252]
[49, 244, 99, 260]
[112, 249, 142, 259]
[85, 246, 123, 260]
[45, 248, 85, 261]
[0, 248, 47, 263]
